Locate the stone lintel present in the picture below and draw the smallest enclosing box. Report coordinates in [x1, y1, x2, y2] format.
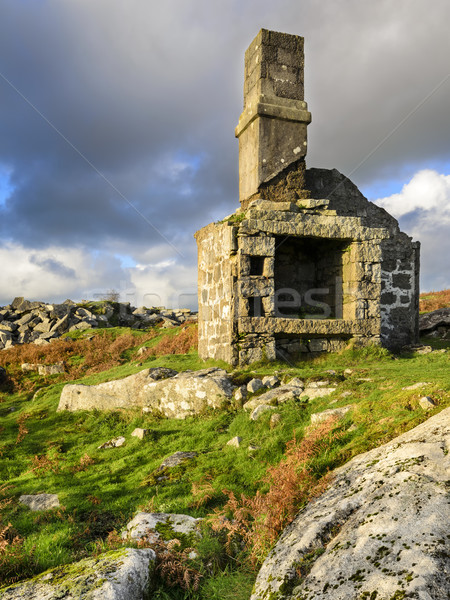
[238, 317, 380, 336]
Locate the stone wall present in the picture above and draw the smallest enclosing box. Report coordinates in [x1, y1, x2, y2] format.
[196, 168, 420, 365]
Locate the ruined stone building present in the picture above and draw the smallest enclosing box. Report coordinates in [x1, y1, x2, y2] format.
[195, 29, 420, 365]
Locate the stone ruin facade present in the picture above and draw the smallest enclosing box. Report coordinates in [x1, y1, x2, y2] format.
[195, 29, 420, 366]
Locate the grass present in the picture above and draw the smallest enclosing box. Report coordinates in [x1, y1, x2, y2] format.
[0, 323, 449, 598]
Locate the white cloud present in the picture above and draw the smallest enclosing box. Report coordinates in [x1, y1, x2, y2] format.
[374, 169, 450, 219]
[373, 169, 450, 291]
[0, 242, 198, 310]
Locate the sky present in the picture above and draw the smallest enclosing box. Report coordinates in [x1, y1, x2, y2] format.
[0, 0, 449, 309]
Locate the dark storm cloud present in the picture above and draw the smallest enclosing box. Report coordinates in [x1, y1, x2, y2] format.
[29, 254, 76, 279]
[0, 0, 449, 302]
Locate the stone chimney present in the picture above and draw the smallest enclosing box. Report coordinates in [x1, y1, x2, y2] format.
[235, 29, 311, 206]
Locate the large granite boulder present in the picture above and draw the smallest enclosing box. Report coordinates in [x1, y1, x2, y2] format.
[419, 307, 450, 338]
[250, 407, 450, 600]
[58, 367, 234, 418]
[0, 548, 155, 600]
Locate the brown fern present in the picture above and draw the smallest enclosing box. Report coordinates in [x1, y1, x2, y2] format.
[210, 418, 340, 565]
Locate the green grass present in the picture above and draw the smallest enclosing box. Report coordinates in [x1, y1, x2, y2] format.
[0, 329, 449, 598]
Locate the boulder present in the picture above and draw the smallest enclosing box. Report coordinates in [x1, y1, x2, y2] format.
[0, 548, 155, 600]
[140, 368, 235, 419]
[419, 307, 450, 335]
[226, 436, 242, 448]
[247, 378, 265, 393]
[243, 382, 304, 413]
[131, 428, 150, 440]
[38, 363, 65, 376]
[418, 396, 436, 411]
[250, 408, 450, 600]
[98, 436, 126, 449]
[122, 512, 201, 543]
[19, 494, 60, 511]
[262, 375, 280, 389]
[250, 403, 278, 421]
[58, 367, 178, 412]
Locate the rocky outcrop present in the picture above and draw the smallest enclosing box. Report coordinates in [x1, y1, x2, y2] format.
[419, 307, 450, 339]
[58, 367, 234, 418]
[0, 297, 197, 349]
[19, 494, 60, 511]
[0, 548, 155, 600]
[122, 512, 202, 543]
[250, 407, 450, 600]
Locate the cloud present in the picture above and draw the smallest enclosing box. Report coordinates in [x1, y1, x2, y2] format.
[373, 169, 450, 292]
[0, 0, 450, 304]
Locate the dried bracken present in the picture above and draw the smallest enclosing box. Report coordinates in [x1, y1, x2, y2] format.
[210, 418, 341, 565]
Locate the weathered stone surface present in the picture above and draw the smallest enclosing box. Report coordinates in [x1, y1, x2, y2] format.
[250, 408, 450, 600]
[19, 494, 60, 511]
[310, 404, 355, 424]
[300, 387, 336, 400]
[38, 363, 65, 376]
[262, 375, 280, 388]
[250, 403, 278, 421]
[140, 368, 234, 419]
[418, 396, 436, 411]
[0, 548, 155, 600]
[402, 381, 430, 390]
[98, 436, 126, 449]
[247, 378, 265, 393]
[131, 428, 150, 440]
[419, 307, 450, 333]
[122, 512, 201, 543]
[226, 436, 242, 448]
[244, 382, 304, 412]
[158, 451, 197, 469]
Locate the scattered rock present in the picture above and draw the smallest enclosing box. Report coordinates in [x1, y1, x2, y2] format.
[308, 380, 330, 388]
[19, 494, 60, 511]
[340, 391, 353, 398]
[0, 298, 198, 350]
[310, 405, 355, 424]
[122, 512, 202, 543]
[38, 363, 65, 376]
[250, 403, 277, 421]
[251, 407, 450, 600]
[226, 436, 242, 448]
[131, 428, 150, 440]
[244, 381, 304, 413]
[287, 377, 304, 387]
[403, 344, 433, 354]
[418, 396, 436, 411]
[261, 375, 280, 389]
[0, 548, 155, 600]
[247, 378, 265, 393]
[158, 451, 197, 469]
[234, 385, 247, 406]
[98, 436, 126, 449]
[402, 381, 431, 390]
[343, 368, 353, 375]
